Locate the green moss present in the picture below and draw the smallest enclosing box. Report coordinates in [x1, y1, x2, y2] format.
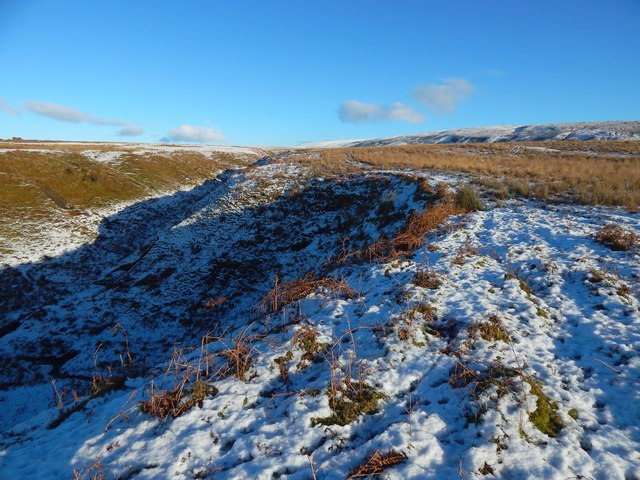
[536, 308, 549, 318]
[568, 408, 579, 420]
[526, 378, 564, 437]
[294, 327, 327, 355]
[282, 350, 294, 362]
[504, 273, 533, 295]
[475, 365, 519, 396]
[191, 381, 219, 404]
[477, 315, 509, 342]
[311, 386, 386, 427]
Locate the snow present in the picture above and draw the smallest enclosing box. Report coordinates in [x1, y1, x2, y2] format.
[302, 121, 640, 148]
[81, 150, 124, 162]
[128, 144, 267, 158]
[1, 158, 639, 479]
[0, 143, 266, 267]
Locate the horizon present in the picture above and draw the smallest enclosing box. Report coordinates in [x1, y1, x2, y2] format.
[2, 119, 638, 148]
[1, 1, 639, 146]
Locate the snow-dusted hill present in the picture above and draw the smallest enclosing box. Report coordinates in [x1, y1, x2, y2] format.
[0, 148, 639, 479]
[0, 142, 266, 265]
[302, 121, 640, 148]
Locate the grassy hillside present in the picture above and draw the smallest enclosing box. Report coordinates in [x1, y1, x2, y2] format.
[299, 141, 640, 209]
[0, 142, 261, 259]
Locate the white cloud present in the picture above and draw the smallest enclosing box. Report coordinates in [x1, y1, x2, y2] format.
[413, 78, 474, 113]
[0, 97, 19, 116]
[338, 100, 425, 124]
[117, 125, 144, 137]
[386, 103, 425, 123]
[24, 100, 129, 126]
[167, 124, 225, 143]
[338, 101, 380, 123]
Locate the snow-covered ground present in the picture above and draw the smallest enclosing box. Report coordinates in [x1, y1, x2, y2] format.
[0, 157, 639, 479]
[0, 142, 268, 157]
[301, 121, 640, 148]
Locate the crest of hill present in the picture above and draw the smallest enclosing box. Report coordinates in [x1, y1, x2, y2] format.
[302, 120, 640, 148]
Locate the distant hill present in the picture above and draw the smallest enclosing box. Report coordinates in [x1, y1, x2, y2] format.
[303, 120, 640, 148]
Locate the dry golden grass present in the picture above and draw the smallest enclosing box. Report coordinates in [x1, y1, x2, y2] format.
[595, 224, 638, 251]
[331, 199, 463, 265]
[72, 457, 107, 480]
[392, 201, 463, 253]
[261, 273, 356, 312]
[0, 146, 256, 246]
[300, 142, 640, 209]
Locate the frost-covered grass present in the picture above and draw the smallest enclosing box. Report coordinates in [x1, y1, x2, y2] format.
[0, 150, 639, 479]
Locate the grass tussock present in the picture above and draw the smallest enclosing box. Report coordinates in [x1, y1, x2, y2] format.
[595, 224, 638, 251]
[411, 268, 443, 289]
[504, 268, 534, 295]
[392, 201, 463, 253]
[472, 314, 509, 342]
[211, 327, 261, 382]
[455, 186, 484, 212]
[138, 326, 260, 420]
[140, 343, 219, 419]
[293, 325, 326, 355]
[311, 329, 387, 427]
[261, 273, 356, 313]
[140, 380, 218, 419]
[449, 361, 564, 437]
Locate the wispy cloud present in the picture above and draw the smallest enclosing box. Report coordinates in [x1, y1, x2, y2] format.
[0, 97, 19, 116]
[413, 78, 474, 113]
[486, 69, 504, 77]
[166, 124, 225, 143]
[24, 100, 145, 136]
[24, 100, 131, 126]
[117, 125, 144, 137]
[338, 100, 425, 124]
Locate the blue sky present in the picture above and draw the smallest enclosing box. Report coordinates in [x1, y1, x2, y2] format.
[0, 0, 638, 145]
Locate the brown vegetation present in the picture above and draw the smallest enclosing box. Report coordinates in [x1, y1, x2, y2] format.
[471, 314, 509, 343]
[303, 142, 640, 209]
[72, 457, 107, 480]
[392, 201, 463, 253]
[140, 342, 218, 419]
[411, 268, 443, 289]
[348, 449, 407, 479]
[261, 273, 356, 313]
[595, 224, 638, 251]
